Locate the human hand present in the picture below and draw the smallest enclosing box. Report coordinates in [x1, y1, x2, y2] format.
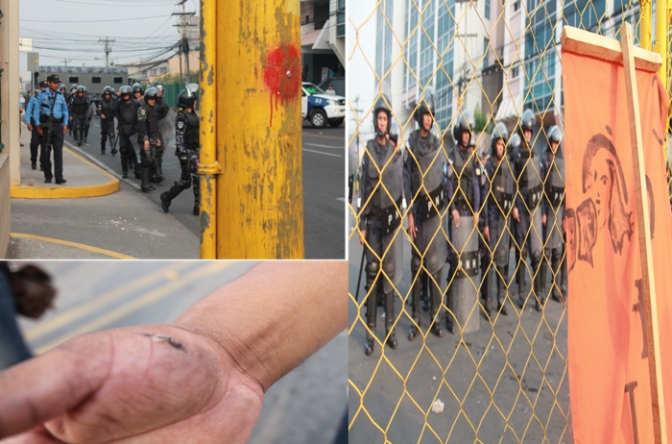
[473, 212, 479, 227]
[407, 213, 418, 241]
[513, 207, 520, 223]
[542, 214, 547, 226]
[359, 230, 366, 246]
[484, 225, 490, 243]
[62, 126, 68, 135]
[101, 114, 106, 120]
[144, 140, 149, 150]
[0, 324, 263, 444]
[116, 129, 119, 134]
[452, 209, 460, 228]
[156, 139, 162, 148]
[27, 124, 32, 132]
[36, 127, 43, 136]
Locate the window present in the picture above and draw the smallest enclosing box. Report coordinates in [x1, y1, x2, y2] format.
[92, 76, 101, 84]
[514, 1, 520, 11]
[69, 76, 79, 83]
[512, 66, 519, 78]
[485, 0, 490, 19]
[483, 38, 489, 69]
[337, 0, 345, 37]
[113, 77, 123, 84]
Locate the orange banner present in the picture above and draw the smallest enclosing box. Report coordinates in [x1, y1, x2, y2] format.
[563, 49, 672, 443]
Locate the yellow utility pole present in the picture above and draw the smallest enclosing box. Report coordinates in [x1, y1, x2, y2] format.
[654, 0, 668, 89]
[199, 0, 305, 259]
[641, 0, 653, 51]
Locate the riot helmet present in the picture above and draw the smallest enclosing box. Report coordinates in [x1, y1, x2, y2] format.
[152, 81, 164, 94]
[509, 132, 522, 150]
[76, 85, 86, 94]
[132, 82, 143, 95]
[178, 83, 199, 108]
[490, 122, 508, 158]
[144, 87, 159, 101]
[119, 85, 132, 100]
[372, 94, 392, 137]
[59, 85, 66, 93]
[414, 86, 436, 131]
[519, 109, 535, 146]
[547, 125, 562, 155]
[452, 109, 475, 148]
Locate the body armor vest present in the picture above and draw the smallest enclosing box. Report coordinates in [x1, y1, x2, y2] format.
[118, 101, 137, 125]
[366, 139, 403, 234]
[489, 157, 514, 214]
[181, 110, 200, 148]
[144, 105, 159, 134]
[410, 131, 445, 220]
[71, 97, 88, 115]
[545, 154, 565, 208]
[100, 99, 115, 118]
[516, 148, 542, 208]
[451, 146, 475, 209]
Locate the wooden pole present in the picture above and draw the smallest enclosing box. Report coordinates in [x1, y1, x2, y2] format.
[620, 22, 669, 444]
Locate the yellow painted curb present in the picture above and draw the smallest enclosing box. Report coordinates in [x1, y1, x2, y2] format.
[11, 233, 135, 259]
[10, 147, 119, 199]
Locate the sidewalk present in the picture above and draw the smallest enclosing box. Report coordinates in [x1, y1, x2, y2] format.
[11, 124, 118, 199]
[7, 124, 200, 259]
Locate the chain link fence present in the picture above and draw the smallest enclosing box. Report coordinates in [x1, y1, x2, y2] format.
[347, 0, 665, 442]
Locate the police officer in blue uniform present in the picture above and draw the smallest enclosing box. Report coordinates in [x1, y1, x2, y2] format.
[25, 81, 48, 171]
[33, 74, 69, 184]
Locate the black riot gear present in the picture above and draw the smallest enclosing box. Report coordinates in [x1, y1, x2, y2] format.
[119, 85, 132, 97]
[372, 94, 392, 137]
[519, 109, 535, 140]
[414, 87, 435, 129]
[490, 122, 509, 157]
[152, 81, 164, 94]
[452, 109, 475, 147]
[547, 125, 562, 145]
[76, 85, 86, 94]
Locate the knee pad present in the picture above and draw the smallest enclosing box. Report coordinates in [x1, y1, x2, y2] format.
[551, 249, 561, 263]
[120, 147, 129, 156]
[531, 250, 542, 265]
[411, 256, 421, 274]
[180, 180, 192, 191]
[366, 261, 379, 282]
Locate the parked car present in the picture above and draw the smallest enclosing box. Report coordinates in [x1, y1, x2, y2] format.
[302, 82, 345, 128]
[317, 77, 345, 98]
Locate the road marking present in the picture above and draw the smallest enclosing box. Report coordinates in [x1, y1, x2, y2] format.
[35, 262, 232, 354]
[64, 140, 142, 191]
[11, 232, 135, 260]
[302, 149, 341, 158]
[24, 262, 193, 342]
[336, 197, 346, 203]
[305, 143, 344, 149]
[305, 133, 344, 141]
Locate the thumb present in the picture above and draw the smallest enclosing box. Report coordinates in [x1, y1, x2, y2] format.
[0, 339, 110, 440]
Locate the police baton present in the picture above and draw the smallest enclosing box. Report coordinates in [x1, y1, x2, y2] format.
[111, 133, 119, 156]
[354, 245, 366, 302]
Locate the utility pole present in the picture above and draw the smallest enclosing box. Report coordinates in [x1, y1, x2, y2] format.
[60, 59, 71, 67]
[99, 36, 115, 67]
[173, 1, 196, 84]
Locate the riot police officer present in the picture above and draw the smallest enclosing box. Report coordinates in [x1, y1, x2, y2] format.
[67, 85, 77, 136]
[115, 85, 140, 179]
[483, 123, 515, 316]
[404, 88, 448, 340]
[542, 125, 565, 303]
[511, 109, 544, 311]
[359, 92, 409, 356]
[99, 86, 117, 155]
[33, 74, 69, 184]
[136, 86, 163, 193]
[160, 84, 200, 215]
[25, 81, 48, 171]
[150, 80, 170, 183]
[69, 85, 89, 146]
[132, 83, 144, 104]
[446, 110, 481, 333]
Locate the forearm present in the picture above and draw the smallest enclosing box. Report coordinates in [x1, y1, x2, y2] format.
[174, 261, 346, 392]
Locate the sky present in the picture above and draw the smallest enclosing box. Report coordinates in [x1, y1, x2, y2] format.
[346, 0, 376, 142]
[19, 0, 199, 78]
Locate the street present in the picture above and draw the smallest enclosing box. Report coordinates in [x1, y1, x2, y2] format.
[54, 116, 344, 259]
[347, 214, 571, 443]
[17, 261, 347, 444]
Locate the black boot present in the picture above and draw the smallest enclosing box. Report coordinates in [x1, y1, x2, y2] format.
[481, 255, 493, 319]
[160, 184, 182, 213]
[384, 291, 398, 350]
[101, 137, 106, 155]
[496, 265, 509, 316]
[121, 156, 128, 179]
[533, 256, 545, 312]
[84, 125, 89, 144]
[429, 273, 443, 338]
[550, 252, 563, 302]
[516, 256, 527, 310]
[193, 178, 200, 216]
[408, 258, 421, 341]
[364, 262, 379, 356]
[156, 152, 165, 182]
[141, 167, 155, 192]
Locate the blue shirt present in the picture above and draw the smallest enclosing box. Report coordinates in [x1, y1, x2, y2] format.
[24, 95, 39, 124]
[33, 89, 68, 124]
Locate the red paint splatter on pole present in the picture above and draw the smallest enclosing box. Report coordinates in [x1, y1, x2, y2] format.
[263, 44, 301, 127]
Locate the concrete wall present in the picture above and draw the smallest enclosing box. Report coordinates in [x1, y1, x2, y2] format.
[0, 0, 20, 258]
